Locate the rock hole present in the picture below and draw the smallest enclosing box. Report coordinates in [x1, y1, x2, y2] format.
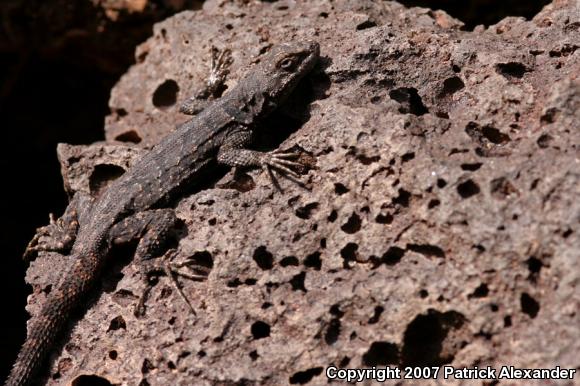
[112, 289, 137, 307]
[401, 152, 415, 162]
[419, 289, 429, 298]
[223, 171, 256, 192]
[495, 62, 528, 79]
[167, 361, 176, 370]
[356, 20, 377, 30]
[437, 178, 447, 188]
[139, 379, 150, 386]
[71, 375, 114, 386]
[304, 252, 322, 270]
[504, 315, 512, 327]
[362, 341, 399, 366]
[324, 318, 341, 345]
[456, 179, 480, 198]
[536, 133, 553, 148]
[334, 183, 349, 195]
[356, 153, 381, 165]
[327, 210, 338, 222]
[253, 246, 274, 270]
[407, 244, 445, 258]
[428, 199, 440, 209]
[114, 130, 142, 144]
[251, 321, 271, 339]
[89, 164, 126, 196]
[197, 350, 206, 358]
[389, 87, 429, 115]
[520, 293, 540, 318]
[290, 272, 307, 292]
[152, 79, 179, 109]
[108, 350, 118, 360]
[562, 228, 573, 238]
[401, 309, 467, 367]
[107, 316, 126, 331]
[189, 250, 214, 269]
[289, 367, 323, 384]
[540, 108, 559, 124]
[460, 163, 482, 171]
[295, 202, 319, 219]
[340, 243, 359, 266]
[330, 304, 344, 317]
[468, 283, 489, 298]
[226, 278, 242, 288]
[114, 107, 128, 117]
[280, 256, 299, 267]
[292, 232, 303, 243]
[392, 188, 411, 207]
[490, 177, 518, 199]
[549, 44, 578, 57]
[339, 356, 350, 367]
[375, 213, 393, 224]
[368, 306, 384, 324]
[374, 246, 405, 267]
[439, 76, 465, 97]
[249, 350, 259, 361]
[481, 125, 511, 144]
[340, 212, 362, 234]
[465, 122, 510, 145]
[141, 358, 155, 374]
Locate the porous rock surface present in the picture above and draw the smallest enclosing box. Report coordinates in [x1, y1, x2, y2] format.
[25, 0, 579, 385]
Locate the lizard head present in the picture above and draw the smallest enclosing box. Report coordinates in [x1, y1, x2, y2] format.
[257, 40, 320, 103]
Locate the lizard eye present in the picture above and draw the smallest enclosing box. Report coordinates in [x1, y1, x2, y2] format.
[278, 57, 295, 70]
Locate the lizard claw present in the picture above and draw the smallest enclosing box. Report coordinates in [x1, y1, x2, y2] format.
[23, 213, 75, 260]
[208, 46, 232, 91]
[261, 150, 303, 179]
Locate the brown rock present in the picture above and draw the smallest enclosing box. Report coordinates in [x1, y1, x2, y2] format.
[25, 0, 579, 385]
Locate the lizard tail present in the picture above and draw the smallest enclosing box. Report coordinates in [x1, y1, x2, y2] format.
[5, 253, 101, 386]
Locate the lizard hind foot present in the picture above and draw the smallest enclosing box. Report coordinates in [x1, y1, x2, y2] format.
[134, 249, 208, 318]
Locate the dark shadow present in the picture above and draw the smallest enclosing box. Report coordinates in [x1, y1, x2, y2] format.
[396, 0, 551, 30]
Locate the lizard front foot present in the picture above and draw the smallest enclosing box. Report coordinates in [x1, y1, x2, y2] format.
[179, 46, 233, 115]
[260, 149, 303, 178]
[23, 213, 77, 260]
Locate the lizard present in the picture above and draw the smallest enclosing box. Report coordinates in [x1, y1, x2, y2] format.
[5, 40, 320, 386]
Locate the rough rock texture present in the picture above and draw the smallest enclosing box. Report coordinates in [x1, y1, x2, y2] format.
[24, 0, 579, 385]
